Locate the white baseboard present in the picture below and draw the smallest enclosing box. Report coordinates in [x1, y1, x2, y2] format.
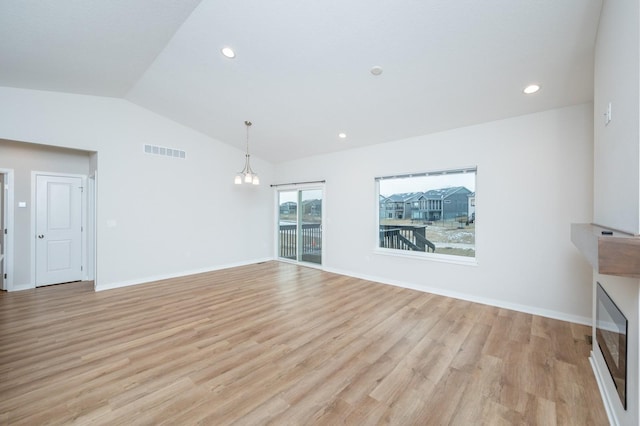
[322, 266, 591, 326]
[8, 282, 33, 292]
[95, 257, 274, 292]
[590, 351, 617, 426]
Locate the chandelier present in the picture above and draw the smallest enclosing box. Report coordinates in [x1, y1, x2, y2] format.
[234, 120, 259, 185]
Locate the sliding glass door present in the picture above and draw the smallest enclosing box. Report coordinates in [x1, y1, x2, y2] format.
[278, 190, 298, 261]
[278, 188, 323, 265]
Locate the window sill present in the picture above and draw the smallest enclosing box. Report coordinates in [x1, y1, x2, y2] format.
[373, 247, 478, 266]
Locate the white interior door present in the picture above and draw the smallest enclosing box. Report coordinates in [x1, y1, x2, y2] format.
[36, 175, 83, 287]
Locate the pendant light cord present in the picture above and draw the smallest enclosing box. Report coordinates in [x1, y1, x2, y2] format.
[245, 121, 252, 157]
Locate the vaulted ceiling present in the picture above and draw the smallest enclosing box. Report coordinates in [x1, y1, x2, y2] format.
[0, 0, 602, 162]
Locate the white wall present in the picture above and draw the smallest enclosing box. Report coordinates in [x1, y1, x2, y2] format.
[594, 0, 640, 235]
[0, 140, 91, 287]
[275, 103, 594, 323]
[592, 1, 640, 424]
[0, 87, 274, 290]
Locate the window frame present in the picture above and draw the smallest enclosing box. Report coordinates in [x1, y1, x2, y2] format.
[374, 167, 477, 266]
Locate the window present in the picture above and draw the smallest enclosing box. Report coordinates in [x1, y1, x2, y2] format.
[377, 167, 476, 259]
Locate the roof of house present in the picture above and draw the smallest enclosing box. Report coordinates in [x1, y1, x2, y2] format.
[423, 186, 471, 199]
[384, 192, 424, 203]
[383, 187, 472, 202]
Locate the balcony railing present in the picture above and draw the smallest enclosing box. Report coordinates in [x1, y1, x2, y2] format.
[379, 225, 435, 252]
[279, 223, 322, 262]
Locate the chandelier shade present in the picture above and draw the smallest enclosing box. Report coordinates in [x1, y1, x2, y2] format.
[235, 120, 259, 185]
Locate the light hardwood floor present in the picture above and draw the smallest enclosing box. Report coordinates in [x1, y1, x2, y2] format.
[0, 262, 607, 425]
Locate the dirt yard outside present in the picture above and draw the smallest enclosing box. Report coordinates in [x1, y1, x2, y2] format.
[380, 218, 475, 257]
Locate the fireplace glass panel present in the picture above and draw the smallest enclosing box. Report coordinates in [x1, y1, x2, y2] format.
[596, 282, 627, 409]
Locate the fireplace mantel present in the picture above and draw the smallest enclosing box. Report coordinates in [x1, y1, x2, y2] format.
[571, 223, 640, 278]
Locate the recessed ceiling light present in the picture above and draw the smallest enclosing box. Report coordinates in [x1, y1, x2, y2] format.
[370, 66, 383, 76]
[221, 47, 235, 59]
[338, 132, 347, 139]
[523, 84, 540, 94]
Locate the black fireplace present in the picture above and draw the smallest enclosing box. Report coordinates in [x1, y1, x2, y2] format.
[596, 282, 628, 409]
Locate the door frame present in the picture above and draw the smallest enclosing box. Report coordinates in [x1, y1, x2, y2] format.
[87, 171, 97, 288]
[31, 171, 88, 288]
[274, 183, 326, 269]
[0, 168, 14, 291]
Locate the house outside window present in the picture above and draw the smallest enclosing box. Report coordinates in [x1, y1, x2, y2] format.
[376, 167, 476, 260]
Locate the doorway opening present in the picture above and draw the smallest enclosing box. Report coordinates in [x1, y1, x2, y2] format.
[0, 169, 14, 291]
[1, 140, 96, 291]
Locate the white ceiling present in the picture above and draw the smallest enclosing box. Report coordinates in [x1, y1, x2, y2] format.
[0, 0, 602, 163]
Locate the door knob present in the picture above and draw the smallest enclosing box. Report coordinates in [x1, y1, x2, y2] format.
[38, 234, 44, 239]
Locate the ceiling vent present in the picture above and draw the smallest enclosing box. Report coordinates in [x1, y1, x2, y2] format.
[143, 144, 186, 159]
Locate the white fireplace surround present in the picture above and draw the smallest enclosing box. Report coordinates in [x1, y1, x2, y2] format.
[572, 223, 640, 426]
